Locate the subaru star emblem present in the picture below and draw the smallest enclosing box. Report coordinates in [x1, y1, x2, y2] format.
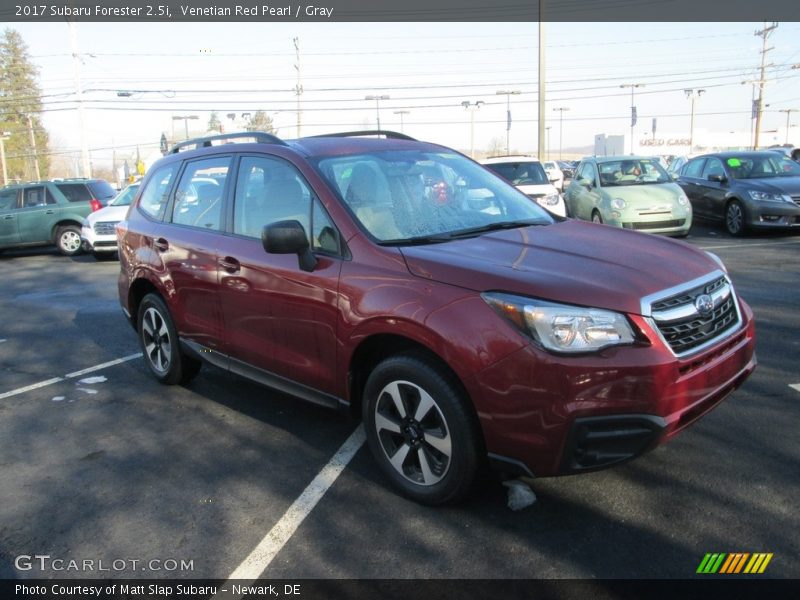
[695, 294, 714, 317]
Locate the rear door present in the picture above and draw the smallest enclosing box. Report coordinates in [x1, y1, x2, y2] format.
[159, 155, 232, 352]
[216, 154, 343, 398]
[0, 187, 20, 246]
[16, 185, 61, 244]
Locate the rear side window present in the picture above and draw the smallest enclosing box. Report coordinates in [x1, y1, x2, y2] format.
[138, 164, 178, 221]
[88, 181, 116, 200]
[55, 183, 92, 203]
[172, 156, 231, 231]
[22, 186, 56, 207]
[683, 158, 705, 179]
[0, 188, 19, 210]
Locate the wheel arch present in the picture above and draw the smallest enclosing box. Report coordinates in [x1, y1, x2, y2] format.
[50, 219, 83, 242]
[127, 277, 162, 332]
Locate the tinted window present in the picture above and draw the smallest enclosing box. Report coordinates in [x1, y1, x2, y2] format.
[88, 180, 116, 200]
[22, 186, 55, 207]
[484, 161, 549, 185]
[233, 156, 312, 238]
[701, 158, 725, 179]
[138, 164, 177, 221]
[172, 157, 231, 230]
[683, 158, 705, 179]
[0, 188, 18, 210]
[55, 183, 92, 203]
[725, 154, 800, 179]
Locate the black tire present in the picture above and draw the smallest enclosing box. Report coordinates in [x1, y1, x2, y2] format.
[362, 353, 482, 505]
[137, 293, 201, 385]
[591, 210, 604, 224]
[55, 225, 83, 256]
[725, 199, 746, 236]
[93, 252, 117, 261]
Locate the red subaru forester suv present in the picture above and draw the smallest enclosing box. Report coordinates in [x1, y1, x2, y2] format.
[117, 131, 756, 504]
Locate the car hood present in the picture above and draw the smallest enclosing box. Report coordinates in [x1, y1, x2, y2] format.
[400, 220, 718, 315]
[605, 182, 684, 207]
[86, 204, 129, 224]
[733, 176, 800, 195]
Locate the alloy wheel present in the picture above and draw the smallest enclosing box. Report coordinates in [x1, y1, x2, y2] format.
[141, 307, 172, 374]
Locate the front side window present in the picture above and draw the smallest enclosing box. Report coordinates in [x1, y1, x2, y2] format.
[701, 158, 725, 180]
[0, 188, 19, 210]
[138, 164, 177, 221]
[314, 150, 553, 243]
[172, 156, 231, 230]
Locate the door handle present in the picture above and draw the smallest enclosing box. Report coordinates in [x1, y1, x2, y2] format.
[153, 237, 169, 252]
[219, 256, 241, 273]
[2, 215, 13, 220]
[45, 209, 54, 214]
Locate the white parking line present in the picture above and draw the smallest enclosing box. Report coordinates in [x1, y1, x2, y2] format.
[0, 353, 142, 401]
[698, 239, 800, 251]
[790, 384, 800, 394]
[220, 425, 366, 587]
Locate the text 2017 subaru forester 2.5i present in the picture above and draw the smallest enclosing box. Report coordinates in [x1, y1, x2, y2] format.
[117, 131, 756, 505]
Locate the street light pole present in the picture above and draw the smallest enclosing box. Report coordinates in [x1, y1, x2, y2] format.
[461, 101, 484, 158]
[552, 107, 569, 160]
[620, 83, 644, 155]
[684, 89, 705, 152]
[172, 115, 199, 140]
[496, 90, 521, 155]
[393, 110, 410, 133]
[365, 95, 389, 130]
[779, 109, 797, 144]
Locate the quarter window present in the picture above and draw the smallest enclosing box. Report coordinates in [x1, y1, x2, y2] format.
[172, 156, 231, 230]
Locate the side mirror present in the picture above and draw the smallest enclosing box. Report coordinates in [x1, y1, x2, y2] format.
[578, 178, 593, 189]
[262, 220, 317, 272]
[549, 177, 559, 183]
[708, 173, 727, 183]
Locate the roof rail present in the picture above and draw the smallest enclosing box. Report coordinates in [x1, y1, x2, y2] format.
[306, 130, 417, 141]
[170, 131, 287, 154]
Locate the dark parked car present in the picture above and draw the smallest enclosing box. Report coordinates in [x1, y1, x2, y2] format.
[0, 178, 116, 255]
[117, 131, 755, 504]
[677, 151, 800, 235]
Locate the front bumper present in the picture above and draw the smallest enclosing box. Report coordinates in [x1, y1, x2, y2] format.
[474, 299, 756, 477]
[81, 225, 118, 252]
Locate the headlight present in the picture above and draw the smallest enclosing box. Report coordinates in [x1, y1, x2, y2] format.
[482, 293, 635, 354]
[748, 190, 789, 203]
[611, 197, 626, 209]
[677, 194, 690, 206]
[543, 193, 560, 206]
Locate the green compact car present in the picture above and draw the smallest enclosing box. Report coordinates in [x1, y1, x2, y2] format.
[564, 156, 692, 236]
[0, 179, 116, 256]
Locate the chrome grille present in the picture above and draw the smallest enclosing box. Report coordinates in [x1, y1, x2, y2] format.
[93, 221, 118, 236]
[648, 275, 741, 356]
[792, 195, 800, 207]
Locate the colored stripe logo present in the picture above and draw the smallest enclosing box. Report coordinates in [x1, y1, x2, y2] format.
[697, 553, 773, 574]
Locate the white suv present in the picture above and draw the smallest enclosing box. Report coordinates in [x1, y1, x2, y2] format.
[481, 156, 566, 217]
[81, 183, 139, 260]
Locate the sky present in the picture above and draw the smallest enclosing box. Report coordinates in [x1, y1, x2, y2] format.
[3, 20, 800, 170]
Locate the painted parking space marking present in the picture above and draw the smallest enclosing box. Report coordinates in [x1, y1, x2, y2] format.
[0, 353, 142, 401]
[698, 239, 800, 251]
[218, 425, 366, 589]
[790, 384, 800, 394]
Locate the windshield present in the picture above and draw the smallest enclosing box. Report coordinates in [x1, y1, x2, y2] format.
[110, 184, 140, 207]
[725, 155, 800, 179]
[315, 150, 554, 243]
[483, 161, 549, 186]
[598, 158, 671, 186]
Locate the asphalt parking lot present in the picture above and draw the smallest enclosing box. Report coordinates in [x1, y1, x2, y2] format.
[0, 221, 798, 582]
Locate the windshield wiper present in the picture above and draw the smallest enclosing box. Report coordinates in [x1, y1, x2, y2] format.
[445, 219, 542, 239]
[380, 234, 453, 246]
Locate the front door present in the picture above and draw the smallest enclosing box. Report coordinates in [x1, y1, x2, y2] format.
[217, 154, 343, 397]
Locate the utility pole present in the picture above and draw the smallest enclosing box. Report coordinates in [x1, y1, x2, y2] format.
[69, 21, 91, 178]
[0, 131, 10, 185]
[779, 109, 796, 144]
[684, 89, 705, 152]
[753, 22, 778, 150]
[496, 90, 521, 155]
[26, 115, 41, 180]
[393, 110, 410, 133]
[537, 1, 546, 160]
[293, 37, 303, 138]
[365, 95, 389, 130]
[620, 83, 644, 155]
[545, 126, 551, 160]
